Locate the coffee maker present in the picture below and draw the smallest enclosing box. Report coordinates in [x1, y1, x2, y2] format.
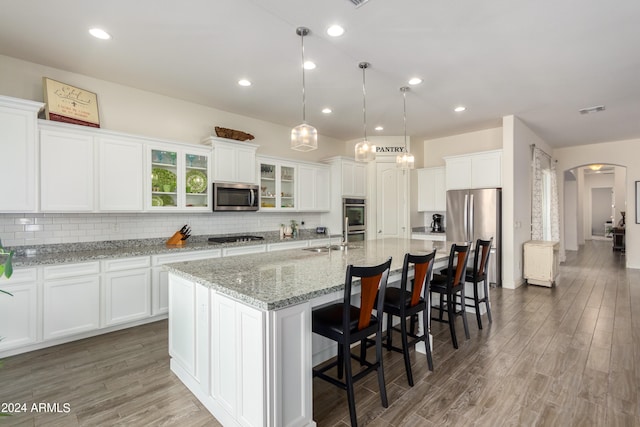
[431, 214, 444, 233]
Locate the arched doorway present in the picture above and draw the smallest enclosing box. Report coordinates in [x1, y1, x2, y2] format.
[563, 163, 627, 253]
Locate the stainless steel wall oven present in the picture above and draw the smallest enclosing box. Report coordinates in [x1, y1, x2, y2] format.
[343, 198, 366, 241]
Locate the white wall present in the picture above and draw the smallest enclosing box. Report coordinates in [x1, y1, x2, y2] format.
[502, 116, 553, 289]
[583, 173, 614, 237]
[422, 127, 503, 167]
[555, 138, 640, 268]
[0, 54, 345, 162]
[564, 178, 578, 250]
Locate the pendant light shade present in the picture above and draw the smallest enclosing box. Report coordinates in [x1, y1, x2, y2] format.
[355, 62, 375, 162]
[396, 86, 415, 169]
[291, 27, 318, 152]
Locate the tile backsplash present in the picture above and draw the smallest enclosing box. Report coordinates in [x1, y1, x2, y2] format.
[0, 212, 323, 247]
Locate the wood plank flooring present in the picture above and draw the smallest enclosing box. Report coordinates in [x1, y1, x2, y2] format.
[1, 240, 638, 426]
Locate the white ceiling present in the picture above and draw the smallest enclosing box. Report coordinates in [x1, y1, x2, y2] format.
[1, 0, 639, 148]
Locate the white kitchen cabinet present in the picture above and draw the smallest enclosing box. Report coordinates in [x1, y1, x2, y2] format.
[210, 291, 266, 426]
[148, 144, 211, 211]
[204, 137, 258, 184]
[98, 136, 144, 211]
[417, 167, 446, 211]
[43, 262, 101, 339]
[0, 268, 39, 351]
[323, 157, 367, 198]
[0, 96, 43, 212]
[102, 256, 151, 326]
[40, 124, 96, 212]
[342, 160, 367, 197]
[445, 150, 502, 190]
[297, 163, 330, 212]
[258, 157, 296, 211]
[152, 249, 222, 315]
[524, 240, 559, 287]
[223, 244, 267, 257]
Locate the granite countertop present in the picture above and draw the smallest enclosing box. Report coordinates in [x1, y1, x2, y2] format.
[165, 238, 449, 311]
[11, 230, 337, 267]
[411, 226, 447, 235]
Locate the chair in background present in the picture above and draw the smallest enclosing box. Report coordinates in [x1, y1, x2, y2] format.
[312, 257, 392, 427]
[382, 250, 436, 386]
[430, 243, 471, 349]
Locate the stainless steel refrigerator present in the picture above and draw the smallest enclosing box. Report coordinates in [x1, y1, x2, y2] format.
[446, 188, 502, 286]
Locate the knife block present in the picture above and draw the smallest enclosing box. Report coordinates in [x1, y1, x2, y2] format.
[166, 231, 185, 247]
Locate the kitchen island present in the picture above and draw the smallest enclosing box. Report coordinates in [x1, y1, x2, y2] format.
[165, 238, 448, 427]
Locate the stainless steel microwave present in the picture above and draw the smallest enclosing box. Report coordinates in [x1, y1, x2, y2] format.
[212, 182, 259, 211]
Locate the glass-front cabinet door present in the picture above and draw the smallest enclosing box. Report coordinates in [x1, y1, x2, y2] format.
[259, 159, 296, 210]
[184, 152, 209, 209]
[280, 165, 295, 209]
[151, 148, 178, 208]
[149, 145, 210, 211]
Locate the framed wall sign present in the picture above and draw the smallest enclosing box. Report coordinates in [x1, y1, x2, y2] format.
[42, 77, 100, 128]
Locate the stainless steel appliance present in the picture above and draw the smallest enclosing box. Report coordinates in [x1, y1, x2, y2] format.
[343, 198, 366, 241]
[446, 188, 501, 286]
[212, 182, 259, 211]
[431, 213, 444, 233]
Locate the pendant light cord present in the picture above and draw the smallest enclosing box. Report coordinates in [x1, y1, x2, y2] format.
[402, 86, 409, 152]
[300, 30, 307, 123]
[362, 64, 368, 141]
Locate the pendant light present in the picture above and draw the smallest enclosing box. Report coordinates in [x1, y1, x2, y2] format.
[396, 86, 415, 169]
[354, 62, 375, 162]
[291, 27, 318, 152]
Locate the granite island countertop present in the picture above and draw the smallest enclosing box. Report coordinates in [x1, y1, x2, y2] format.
[164, 237, 449, 311]
[10, 230, 338, 267]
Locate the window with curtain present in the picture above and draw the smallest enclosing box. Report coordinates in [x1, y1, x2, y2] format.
[532, 147, 559, 241]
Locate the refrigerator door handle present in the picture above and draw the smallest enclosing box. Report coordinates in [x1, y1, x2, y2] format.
[463, 193, 469, 243]
[469, 193, 474, 244]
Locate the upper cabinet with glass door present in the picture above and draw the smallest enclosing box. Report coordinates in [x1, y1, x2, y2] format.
[184, 152, 209, 210]
[150, 147, 178, 209]
[258, 157, 296, 210]
[148, 144, 210, 211]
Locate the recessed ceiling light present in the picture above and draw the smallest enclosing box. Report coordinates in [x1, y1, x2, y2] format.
[408, 77, 422, 85]
[579, 105, 605, 114]
[238, 79, 251, 87]
[322, 108, 332, 114]
[327, 25, 345, 37]
[89, 28, 111, 40]
[454, 106, 466, 112]
[304, 61, 316, 70]
[375, 126, 383, 131]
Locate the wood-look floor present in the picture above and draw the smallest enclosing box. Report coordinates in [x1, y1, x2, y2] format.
[1, 240, 638, 426]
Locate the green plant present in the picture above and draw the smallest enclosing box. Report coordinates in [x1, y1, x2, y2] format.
[0, 238, 14, 280]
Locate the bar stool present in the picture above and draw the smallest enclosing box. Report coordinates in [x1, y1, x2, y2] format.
[312, 257, 392, 427]
[466, 238, 493, 329]
[430, 243, 470, 349]
[439, 238, 493, 329]
[382, 250, 436, 386]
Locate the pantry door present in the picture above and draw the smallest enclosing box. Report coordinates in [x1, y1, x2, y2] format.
[376, 161, 409, 239]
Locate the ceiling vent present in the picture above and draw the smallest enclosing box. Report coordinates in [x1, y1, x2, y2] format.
[350, 0, 370, 8]
[579, 105, 605, 115]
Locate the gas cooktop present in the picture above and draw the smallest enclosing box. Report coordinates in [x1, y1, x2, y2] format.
[207, 235, 265, 244]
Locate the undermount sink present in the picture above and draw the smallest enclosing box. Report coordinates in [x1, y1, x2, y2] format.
[208, 235, 264, 244]
[303, 245, 344, 252]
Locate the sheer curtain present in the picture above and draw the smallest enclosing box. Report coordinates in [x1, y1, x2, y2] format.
[531, 147, 559, 241]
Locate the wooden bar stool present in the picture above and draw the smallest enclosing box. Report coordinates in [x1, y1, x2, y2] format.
[382, 250, 436, 386]
[312, 257, 392, 427]
[430, 243, 470, 349]
[439, 238, 493, 329]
